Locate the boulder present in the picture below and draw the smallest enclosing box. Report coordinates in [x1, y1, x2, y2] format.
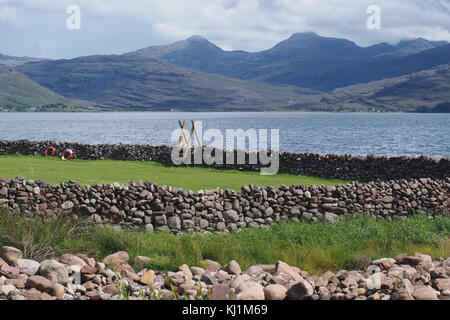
[210, 284, 233, 300]
[4, 278, 26, 289]
[413, 286, 438, 300]
[168, 271, 186, 285]
[135, 256, 152, 268]
[203, 259, 222, 272]
[59, 254, 87, 267]
[0, 284, 17, 296]
[102, 251, 129, 265]
[103, 284, 119, 296]
[27, 275, 54, 294]
[264, 284, 287, 300]
[222, 271, 245, 286]
[246, 266, 264, 276]
[314, 271, 335, 288]
[80, 265, 97, 275]
[0, 246, 22, 266]
[52, 283, 65, 298]
[238, 281, 265, 300]
[190, 266, 205, 278]
[178, 264, 193, 280]
[287, 279, 314, 300]
[139, 270, 155, 285]
[0, 264, 20, 278]
[38, 260, 69, 284]
[224, 260, 241, 275]
[433, 278, 450, 291]
[201, 274, 218, 285]
[275, 261, 303, 282]
[372, 258, 396, 269]
[16, 259, 40, 276]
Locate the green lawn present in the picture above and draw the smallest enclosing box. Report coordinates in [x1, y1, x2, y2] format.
[1, 210, 448, 275]
[0, 155, 346, 191]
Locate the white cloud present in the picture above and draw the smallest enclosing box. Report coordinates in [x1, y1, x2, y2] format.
[0, 0, 448, 58]
[0, 5, 17, 21]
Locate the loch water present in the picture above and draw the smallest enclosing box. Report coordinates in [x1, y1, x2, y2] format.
[0, 112, 448, 157]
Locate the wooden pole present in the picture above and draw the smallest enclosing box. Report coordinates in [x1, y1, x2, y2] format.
[192, 120, 202, 146]
[177, 120, 202, 160]
[177, 120, 186, 147]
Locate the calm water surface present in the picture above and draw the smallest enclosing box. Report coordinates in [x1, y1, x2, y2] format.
[0, 112, 448, 157]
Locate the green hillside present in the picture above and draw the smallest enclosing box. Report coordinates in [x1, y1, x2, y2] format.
[321, 64, 450, 112]
[17, 55, 323, 111]
[0, 64, 91, 109]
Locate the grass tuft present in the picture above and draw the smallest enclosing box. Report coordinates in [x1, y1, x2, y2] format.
[0, 207, 448, 274]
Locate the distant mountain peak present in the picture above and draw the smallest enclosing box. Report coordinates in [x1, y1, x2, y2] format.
[389, 37, 448, 56]
[183, 35, 220, 49]
[288, 32, 320, 40]
[124, 34, 221, 59]
[398, 38, 431, 46]
[186, 35, 208, 42]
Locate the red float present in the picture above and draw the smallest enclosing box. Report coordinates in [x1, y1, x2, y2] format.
[61, 149, 73, 160]
[45, 146, 56, 157]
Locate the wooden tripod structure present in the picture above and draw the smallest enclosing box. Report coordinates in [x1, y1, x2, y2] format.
[176, 120, 202, 160]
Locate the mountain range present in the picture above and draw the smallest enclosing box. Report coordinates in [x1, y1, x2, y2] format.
[125, 33, 450, 91]
[14, 55, 322, 110]
[1, 32, 449, 111]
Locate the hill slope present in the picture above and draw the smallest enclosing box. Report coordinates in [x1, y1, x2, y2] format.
[17, 55, 323, 110]
[0, 53, 46, 67]
[322, 64, 450, 112]
[0, 64, 90, 109]
[125, 33, 450, 91]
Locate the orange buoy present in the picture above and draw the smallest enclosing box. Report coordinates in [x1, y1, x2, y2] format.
[45, 146, 56, 157]
[61, 149, 73, 160]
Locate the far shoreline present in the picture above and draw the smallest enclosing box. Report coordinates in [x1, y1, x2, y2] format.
[2, 110, 450, 114]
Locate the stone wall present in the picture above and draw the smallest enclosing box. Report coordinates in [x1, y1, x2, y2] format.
[1, 140, 449, 180]
[1, 176, 448, 233]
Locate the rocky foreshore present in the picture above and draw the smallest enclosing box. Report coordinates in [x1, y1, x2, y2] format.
[1, 140, 449, 180]
[0, 176, 449, 232]
[0, 246, 448, 300]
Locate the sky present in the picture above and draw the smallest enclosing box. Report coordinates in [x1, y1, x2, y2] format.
[0, 0, 449, 59]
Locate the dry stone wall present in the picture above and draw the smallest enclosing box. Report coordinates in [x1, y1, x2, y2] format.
[1, 139, 449, 233]
[0, 176, 448, 233]
[1, 140, 449, 180]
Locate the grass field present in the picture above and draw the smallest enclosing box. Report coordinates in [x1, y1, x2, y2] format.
[0, 210, 448, 275]
[0, 155, 346, 191]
